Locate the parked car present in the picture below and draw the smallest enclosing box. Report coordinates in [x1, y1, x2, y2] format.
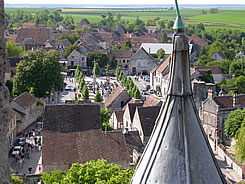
[17, 137, 26, 146]
[149, 89, 154, 94]
[12, 146, 22, 157]
[65, 85, 73, 91]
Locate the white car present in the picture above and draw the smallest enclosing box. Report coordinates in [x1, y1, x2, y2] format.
[65, 85, 73, 91]
[12, 146, 22, 157]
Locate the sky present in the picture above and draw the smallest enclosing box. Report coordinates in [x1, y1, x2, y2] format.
[4, 0, 245, 5]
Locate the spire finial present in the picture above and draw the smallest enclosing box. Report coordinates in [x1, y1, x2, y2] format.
[173, 0, 185, 30]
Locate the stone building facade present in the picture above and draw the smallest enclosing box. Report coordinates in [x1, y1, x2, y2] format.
[0, 0, 10, 182]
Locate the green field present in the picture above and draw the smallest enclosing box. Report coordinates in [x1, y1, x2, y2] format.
[4, 7, 245, 32]
[189, 10, 245, 26]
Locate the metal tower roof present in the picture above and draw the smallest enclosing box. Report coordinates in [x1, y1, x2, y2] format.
[130, 10, 226, 184]
[173, 0, 185, 30]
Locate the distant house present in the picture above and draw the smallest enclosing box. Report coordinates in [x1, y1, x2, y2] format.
[56, 39, 72, 55]
[131, 106, 161, 143]
[188, 36, 208, 61]
[76, 19, 91, 29]
[67, 50, 87, 68]
[104, 85, 131, 111]
[116, 25, 127, 34]
[8, 109, 16, 148]
[195, 66, 228, 82]
[57, 24, 67, 31]
[128, 47, 158, 75]
[236, 51, 245, 60]
[43, 40, 56, 51]
[123, 102, 143, 130]
[210, 50, 227, 61]
[15, 28, 52, 50]
[109, 50, 134, 68]
[200, 91, 245, 145]
[109, 110, 124, 129]
[42, 104, 130, 172]
[10, 92, 40, 133]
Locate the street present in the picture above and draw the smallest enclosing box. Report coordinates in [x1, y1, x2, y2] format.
[10, 122, 42, 175]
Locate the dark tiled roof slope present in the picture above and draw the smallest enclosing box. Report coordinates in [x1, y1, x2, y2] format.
[43, 104, 101, 133]
[13, 92, 36, 109]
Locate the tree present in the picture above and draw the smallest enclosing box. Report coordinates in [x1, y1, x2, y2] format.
[75, 65, 82, 80]
[12, 175, 24, 184]
[106, 64, 111, 82]
[167, 20, 174, 29]
[82, 84, 89, 100]
[5, 79, 13, 94]
[64, 45, 80, 58]
[94, 91, 103, 102]
[93, 63, 101, 77]
[225, 109, 245, 138]
[156, 48, 165, 59]
[234, 76, 245, 94]
[123, 39, 132, 50]
[134, 87, 142, 99]
[235, 123, 245, 163]
[87, 51, 108, 68]
[41, 170, 64, 184]
[12, 49, 63, 98]
[79, 78, 85, 92]
[6, 41, 24, 57]
[40, 160, 134, 183]
[101, 109, 113, 131]
[161, 32, 168, 43]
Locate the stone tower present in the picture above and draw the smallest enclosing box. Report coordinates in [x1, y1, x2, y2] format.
[0, 0, 10, 183]
[130, 1, 226, 183]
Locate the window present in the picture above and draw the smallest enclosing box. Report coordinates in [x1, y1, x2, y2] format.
[123, 59, 125, 63]
[71, 61, 74, 66]
[126, 121, 128, 128]
[71, 56, 74, 59]
[121, 101, 124, 107]
[82, 57, 84, 61]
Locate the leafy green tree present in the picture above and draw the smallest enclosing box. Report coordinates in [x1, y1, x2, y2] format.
[134, 87, 142, 99]
[94, 91, 103, 102]
[6, 41, 24, 57]
[12, 49, 63, 98]
[61, 160, 134, 184]
[79, 78, 85, 92]
[87, 51, 108, 68]
[195, 55, 216, 66]
[82, 84, 89, 100]
[156, 48, 165, 59]
[233, 76, 245, 94]
[135, 15, 144, 27]
[235, 123, 245, 163]
[106, 64, 112, 77]
[11, 175, 24, 184]
[167, 20, 174, 29]
[122, 39, 132, 50]
[75, 65, 82, 80]
[206, 60, 232, 74]
[64, 45, 80, 58]
[225, 109, 245, 138]
[101, 109, 113, 131]
[161, 32, 168, 43]
[41, 170, 64, 184]
[93, 63, 101, 76]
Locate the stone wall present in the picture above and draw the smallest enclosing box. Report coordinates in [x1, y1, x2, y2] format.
[0, 0, 10, 182]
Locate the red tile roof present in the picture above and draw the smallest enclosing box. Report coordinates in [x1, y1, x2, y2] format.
[104, 85, 124, 108]
[143, 97, 162, 107]
[195, 66, 223, 74]
[214, 95, 245, 108]
[42, 129, 130, 166]
[16, 28, 52, 45]
[111, 50, 134, 59]
[12, 92, 36, 109]
[156, 56, 171, 73]
[189, 36, 208, 47]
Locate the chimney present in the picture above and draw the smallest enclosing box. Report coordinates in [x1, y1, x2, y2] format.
[208, 89, 213, 98]
[149, 48, 151, 54]
[233, 94, 240, 108]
